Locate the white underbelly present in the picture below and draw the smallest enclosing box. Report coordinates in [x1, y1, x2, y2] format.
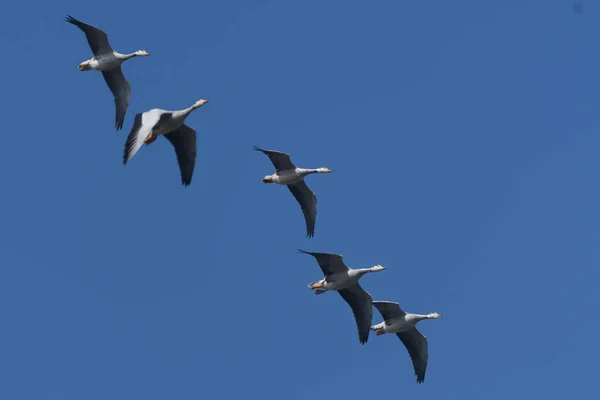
[323, 273, 356, 291]
[276, 172, 302, 185]
[93, 58, 121, 71]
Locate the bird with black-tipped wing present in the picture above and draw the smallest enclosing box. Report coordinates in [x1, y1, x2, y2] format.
[65, 15, 150, 130]
[123, 99, 209, 186]
[254, 146, 332, 238]
[299, 250, 386, 344]
[372, 301, 443, 383]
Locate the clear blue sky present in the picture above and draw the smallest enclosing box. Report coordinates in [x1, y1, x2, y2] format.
[0, 1, 598, 398]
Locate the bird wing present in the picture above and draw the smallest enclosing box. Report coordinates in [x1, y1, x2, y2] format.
[297, 249, 348, 275]
[65, 15, 113, 56]
[396, 328, 429, 384]
[253, 146, 296, 171]
[288, 180, 317, 238]
[373, 301, 407, 323]
[337, 284, 373, 344]
[102, 67, 131, 130]
[163, 124, 197, 186]
[123, 109, 164, 164]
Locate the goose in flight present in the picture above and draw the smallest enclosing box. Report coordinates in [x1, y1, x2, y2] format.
[299, 249, 386, 344]
[371, 301, 442, 383]
[254, 146, 332, 238]
[123, 99, 209, 186]
[65, 15, 150, 130]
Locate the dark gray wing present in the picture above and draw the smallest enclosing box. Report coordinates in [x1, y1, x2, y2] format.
[288, 180, 317, 238]
[397, 328, 429, 384]
[338, 284, 373, 345]
[65, 15, 113, 56]
[373, 301, 407, 323]
[253, 146, 296, 171]
[164, 124, 197, 186]
[297, 249, 348, 276]
[102, 67, 130, 130]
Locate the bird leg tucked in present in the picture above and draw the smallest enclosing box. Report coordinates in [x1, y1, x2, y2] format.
[376, 330, 385, 336]
[144, 132, 157, 145]
[314, 289, 326, 295]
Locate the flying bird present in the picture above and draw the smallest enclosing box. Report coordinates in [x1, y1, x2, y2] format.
[371, 301, 442, 383]
[123, 99, 209, 186]
[65, 15, 150, 130]
[254, 146, 332, 238]
[299, 250, 387, 344]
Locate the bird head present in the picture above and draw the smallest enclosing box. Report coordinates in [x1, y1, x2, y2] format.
[429, 312, 443, 319]
[318, 167, 333, 173]
[136, 50, 150, 56]
[370, 265, 387, 272]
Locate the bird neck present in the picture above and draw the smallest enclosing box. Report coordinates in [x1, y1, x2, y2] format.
[115, 52, 137, 61]
[356, 268, 373, 276]
[413, 313, 437, 322]
[171, 106, 195, 120]
[298, 168, 319, 177]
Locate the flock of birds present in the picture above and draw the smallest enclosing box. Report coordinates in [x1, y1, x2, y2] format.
[65, 15, 442, 384]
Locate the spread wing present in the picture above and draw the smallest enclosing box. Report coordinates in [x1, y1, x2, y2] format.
[396, 328, 429, 384]
[288, 180, 317, 238]
[65, 15, 113, 56]
[373, 301, 407, 323]
[102, 67, 131, 130]
[123, 109, 165, 164]
[163, 124, 197, 186]
[338, 284, 373, 344]
[297, 250, 348, 276]
[253, 146, 296, 171]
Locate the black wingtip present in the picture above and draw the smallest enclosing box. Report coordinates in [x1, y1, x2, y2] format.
[253, 145, 263, 152]
[65, 15, 77, 24]
[115, 115, 125, 130]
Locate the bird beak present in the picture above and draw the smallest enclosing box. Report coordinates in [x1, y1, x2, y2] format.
[143, 50, 150, 56]
[199, 99, 209, 106]
[381, 266, 387, 270]
[325, 168, 333, 173]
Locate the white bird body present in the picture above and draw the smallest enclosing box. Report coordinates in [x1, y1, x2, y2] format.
[371, 313, 441, 334]
[313, 267, 386, 291]
[318, 271, 358, 291]
[265, 168, 330, 185]
[143, 107, 193, 137]
[79, 51, 146, 71]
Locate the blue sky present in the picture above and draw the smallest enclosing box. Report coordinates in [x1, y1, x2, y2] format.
[0, 0, 598, 398]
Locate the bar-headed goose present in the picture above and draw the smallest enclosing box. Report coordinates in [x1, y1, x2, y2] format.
[299, 250, 386, 344]
[371, 301, 443, 383]
[123, 99, 209, 186]
[254, 146, 332, 238]
[65, 15, 150, 130]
